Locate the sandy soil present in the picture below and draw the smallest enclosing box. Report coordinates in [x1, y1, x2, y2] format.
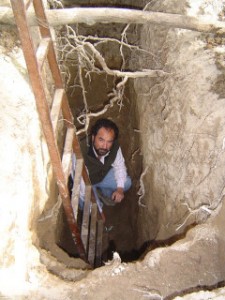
[1, 0, 225, 299]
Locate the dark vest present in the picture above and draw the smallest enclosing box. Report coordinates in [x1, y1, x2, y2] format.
[80, 138, 119, 184]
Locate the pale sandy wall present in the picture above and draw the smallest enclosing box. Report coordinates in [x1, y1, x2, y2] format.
[135, 0, 225, 244]
[1, 0, 225, 299]
[0, 45, 53, 294]
[0, 39, 88, 300]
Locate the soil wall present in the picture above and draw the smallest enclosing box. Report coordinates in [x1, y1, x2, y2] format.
[0, 41, 53, 293]
[135, 0, 225, 246]
[1, 0, 225, 299]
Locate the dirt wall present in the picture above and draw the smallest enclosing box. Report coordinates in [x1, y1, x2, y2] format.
[135, 0, 225, 246]
[1, 0, 225, 299]
[0, 42, 53, 293]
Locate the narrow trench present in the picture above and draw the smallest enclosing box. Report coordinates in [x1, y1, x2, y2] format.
[54, 0, 149, 265]
[52, 0, 195, 269]
[36, 2, 225, 296]
[2, 1, 225, 298]
[57, 76, 144, 264]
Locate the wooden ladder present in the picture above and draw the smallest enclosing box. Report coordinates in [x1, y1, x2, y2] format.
[10, 0, 104, 267]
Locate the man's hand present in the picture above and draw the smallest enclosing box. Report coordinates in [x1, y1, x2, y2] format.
[112, 187, 124, 203]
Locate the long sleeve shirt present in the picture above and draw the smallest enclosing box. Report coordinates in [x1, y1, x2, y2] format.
[93, 146, 127, 189]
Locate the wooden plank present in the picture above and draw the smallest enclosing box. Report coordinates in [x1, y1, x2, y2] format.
[62, 92, 74, 127]
[82, 161, 91, 185]
[36, 37, 50, 70]
[95, 219, 104, 267]
[71, 157, 83, 220]
[72, 135, 90, 184]
[72, 133, 83, 158]
[62, 127, 74, 183]
[33, 0, 64, 89]
[50, 88, 64, 133]
[88, 203, 97, 266]
[81, 185, 91, 251]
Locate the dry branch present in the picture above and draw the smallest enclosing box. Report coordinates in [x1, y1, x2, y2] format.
[76, 77, 128, 135]
[1, 7, 225, 34]
[137, 166, 149, 207]
[57, 22, 165, 133]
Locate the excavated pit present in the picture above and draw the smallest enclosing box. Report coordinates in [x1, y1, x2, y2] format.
[56, 49, 143, 264]
[55, 0, 149, 264]
[2, 0, 225, 299]
[54, 0, 225, 266]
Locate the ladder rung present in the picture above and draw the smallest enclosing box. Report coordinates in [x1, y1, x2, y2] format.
[36, 37, 51, 70]
[81, 185, 91, 251]
[71, 158, 84, 219]
[62, 127, 74, 181]
[50, 88, 64, 133]
[88, 203, 97, 266]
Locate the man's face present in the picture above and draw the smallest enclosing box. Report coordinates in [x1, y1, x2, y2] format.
[92, 127, 115, 157]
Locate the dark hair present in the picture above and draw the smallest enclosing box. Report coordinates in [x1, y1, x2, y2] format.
[91, 118, 119, 140]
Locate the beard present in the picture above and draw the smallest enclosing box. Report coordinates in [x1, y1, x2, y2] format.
[94, 147, 109, 157]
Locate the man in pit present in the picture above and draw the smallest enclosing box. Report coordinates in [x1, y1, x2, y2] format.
[78, 118, 131, 209]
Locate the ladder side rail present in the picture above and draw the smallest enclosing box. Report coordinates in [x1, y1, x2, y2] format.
[36, 37, 51, 70]
[73, 135, 83, 159]
[81, 185, 92, 252]
[62, 127, 74, 182]
[32, 0, 64, 88]
[10, 0, 86, 261]
[50, 88, 64, 133]
[32, 1, 76, 133]
[95, 219, 104, 268]
[61, 93, 75, 128]
[82, 162, 91, 185]
[88, 203, 98, 266]
[71, 157, 83, 219]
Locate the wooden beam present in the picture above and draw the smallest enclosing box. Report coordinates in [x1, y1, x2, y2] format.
[1, 7, 225, 34]
[81, 185, 91, 251]
[62, 127, 74, 182]
[71, 157, 83, 218]
[50, 88, 64, 133]
[88, 203, 97, 266]
[95, 219, 104, 268]
[36, 37, 50, 70]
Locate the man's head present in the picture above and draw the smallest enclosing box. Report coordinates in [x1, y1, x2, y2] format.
[91, 118, 119, 157]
